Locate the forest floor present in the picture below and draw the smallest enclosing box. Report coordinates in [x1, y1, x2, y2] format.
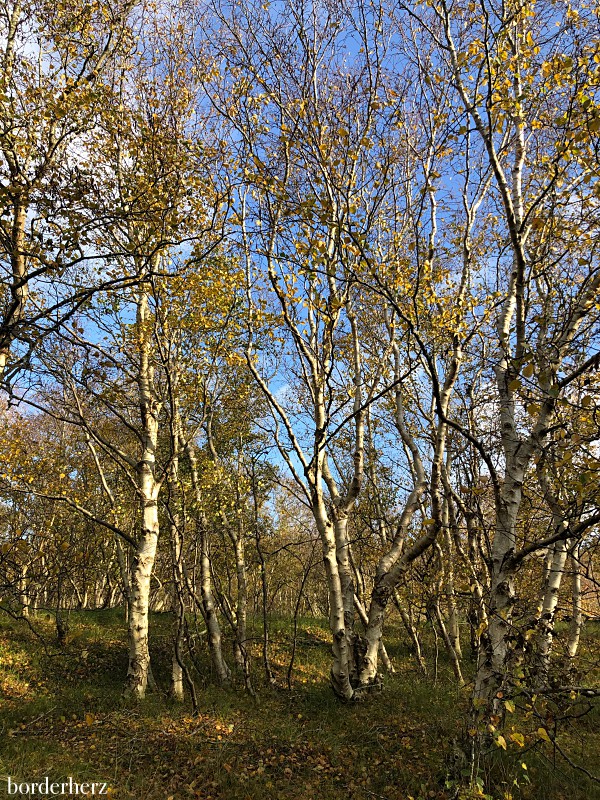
[0, 610, 598, 800]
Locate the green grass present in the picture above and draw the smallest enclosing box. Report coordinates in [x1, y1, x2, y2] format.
[0, 611, 598, 800]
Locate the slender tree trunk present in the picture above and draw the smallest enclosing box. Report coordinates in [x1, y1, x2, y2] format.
[253, 488, 275, 685]
[232, 521, 252, 692]
[126, 286, 162, 699]
[168, 440, 185, 702]
[536, 547, 555, 618]
[394, 590, 427, 675]
[171, 611, 185, 701]
[567, 546, 583, 660]
[535, 539, 568, 683]
[127, 496, 160, 697]
[432, 597, 464, 685]
[443, 509, 462, 659]
[186, 442, 230, 685]
[19, 563, 29, 618]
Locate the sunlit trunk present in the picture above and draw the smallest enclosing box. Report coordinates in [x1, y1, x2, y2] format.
[535, 539, 568, 683]
[567, 547, 582, 660]
[126, 286, 161, 699]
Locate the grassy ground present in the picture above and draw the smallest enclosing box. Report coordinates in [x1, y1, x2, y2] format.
[0, 610, 598, 800]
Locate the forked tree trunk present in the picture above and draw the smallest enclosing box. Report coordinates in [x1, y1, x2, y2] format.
[200, 523, 231, 684]
[358, 407, 451, 685]
[318, 516, 355, 701]
[333, 514, 358, 686]
[432, 597, 464, 685]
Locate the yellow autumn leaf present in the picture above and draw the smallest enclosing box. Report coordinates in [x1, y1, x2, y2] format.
[538, 727, 551, 743]
[85, 713, 95, 726]
[496, 734, 507, 750]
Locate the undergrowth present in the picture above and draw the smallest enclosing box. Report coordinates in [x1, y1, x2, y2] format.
[0, 611, 598, 800]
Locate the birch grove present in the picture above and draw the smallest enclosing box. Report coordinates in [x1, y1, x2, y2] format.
[1, 0, 599, 794]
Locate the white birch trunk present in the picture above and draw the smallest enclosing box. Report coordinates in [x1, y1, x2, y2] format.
[567, 547, 582, 659]
[126, 286, 162, 699]
[168, 439, 185, 702]
[127, 486, 160, 697]
[535, 539, 568, 682]
[232, 523, 252, 692]
[19, 563, 29, 618]
[474, 495, 520, 705]
[333, 514, 358, 685]
[354, 594, 394, 674]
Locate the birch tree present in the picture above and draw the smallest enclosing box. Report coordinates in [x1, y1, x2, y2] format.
[204, 0, 402, 698]
[395, 0, 600, 708]
[0, 0, 136, 383]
